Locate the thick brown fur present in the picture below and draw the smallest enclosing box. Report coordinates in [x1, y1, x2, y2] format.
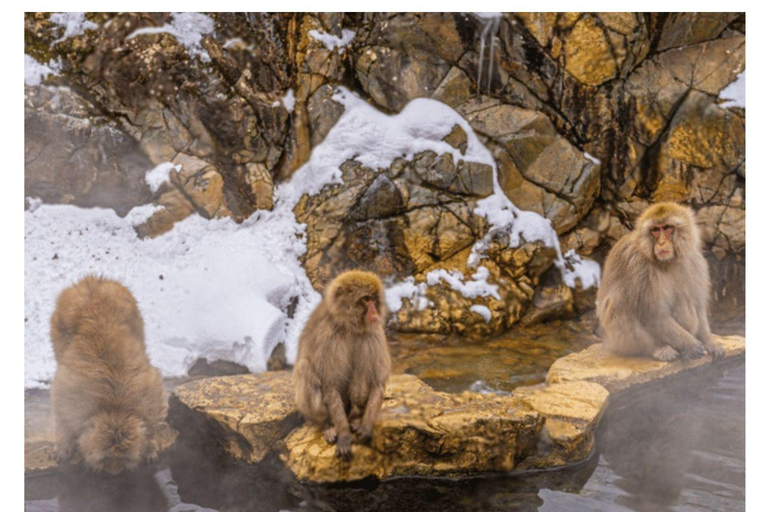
[596, 203, 723, 362]
[293, 270, 391, 460]
[50, 275, 167, 474]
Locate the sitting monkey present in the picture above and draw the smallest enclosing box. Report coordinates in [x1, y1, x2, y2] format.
[597, 202, 724, 361]
[293, 270, 391, 460]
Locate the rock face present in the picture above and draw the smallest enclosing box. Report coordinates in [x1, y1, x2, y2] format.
[25, 11, 745, 331]
[167, 334, 743, 483]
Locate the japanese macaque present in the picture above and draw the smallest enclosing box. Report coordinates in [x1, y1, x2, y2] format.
[50, 276, 167, 474]
[597, 202, 724, 362]
[293, 270, 391, 460]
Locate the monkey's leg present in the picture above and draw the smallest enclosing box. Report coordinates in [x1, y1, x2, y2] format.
[355, 386, 384, 444]
[323, 387, 352, 460]
[650, 316, 706, 358]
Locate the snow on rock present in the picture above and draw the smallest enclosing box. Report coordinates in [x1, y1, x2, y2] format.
[426, 266, 501, 300]
[719, 71, 745, 109]
[583, 152, 601, 166]
[385, 277, 430, 313]
[308, 29, 356, 51]
[281, 89, 296, 113]
[470, 305, 492, 323]
[145, 162, 181, 193]
[558, 250, 601, 290]
[127, 12, 215, 62]
[24, 200, 319, 389]
[25, 55, 61, 86]
[49, 12, 98, 44]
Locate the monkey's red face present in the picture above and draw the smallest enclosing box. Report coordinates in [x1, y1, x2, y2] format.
[650, 222, 675, 261]
[360, 295, 381, 324]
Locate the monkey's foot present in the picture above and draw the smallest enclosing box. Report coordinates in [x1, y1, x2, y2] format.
[335, 434, 352, 461]
[53, 441, 77, 464]
[349, 417, 362, 433]
[323, 426, 338, 444]
[653, 346, 679, 362]
[353, 424, 372, 444]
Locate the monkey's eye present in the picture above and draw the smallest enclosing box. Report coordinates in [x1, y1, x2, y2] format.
[662, 225, 674, 234]
[651, 227, 661, 236]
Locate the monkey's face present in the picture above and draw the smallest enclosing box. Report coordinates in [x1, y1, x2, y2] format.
[357, 294, 381, 325]
[650, 222, 676, 261]
[79, 414, 148, 475]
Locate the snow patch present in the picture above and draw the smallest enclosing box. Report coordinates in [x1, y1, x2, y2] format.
[426, 266, 501, 300]
[470, 304, 492, 323]
[719, 71, 745, 109]
[385, 277, 430, 312]
[49, 12, 98, 44]
[559, 250, 601, 290]
[127, 12, 215, 62]
[308, 29, 356, 50]
[25, 55, 61, 86]
[584, 152, 601, 166]
[281, 89, 296, 113]
[145, 162, 181, 193]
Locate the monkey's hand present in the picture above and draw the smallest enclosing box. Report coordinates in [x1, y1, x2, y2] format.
[354, 424, 373, 444]
[144, 440, 160, 463]
[323, 426, 338, 444]
[335, 433, 352, 461]
[702, 340, 725, 361]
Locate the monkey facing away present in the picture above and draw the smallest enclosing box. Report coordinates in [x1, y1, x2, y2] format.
[294, 270, 391, 460]
[50, 275, 167, 474]
[597, 202, 724, 362]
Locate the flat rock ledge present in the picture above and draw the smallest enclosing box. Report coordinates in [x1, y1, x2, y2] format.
[167, 334, 744, 483]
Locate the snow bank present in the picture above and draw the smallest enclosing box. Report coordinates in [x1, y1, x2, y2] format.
[24, 55, 61, 86]
[24, 201, 319, 388]
[385, 277, 429, 313]
[308, 29, 356, 50]
[719, 71, 745, 109]
[49, 12, 98, 44]
[127, 12, 215, 62]
[281, 89, 296, 113]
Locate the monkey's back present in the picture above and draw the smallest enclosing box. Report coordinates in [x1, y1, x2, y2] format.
[50, 277, 166, 431]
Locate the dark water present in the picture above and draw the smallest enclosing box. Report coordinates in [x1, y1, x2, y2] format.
[25, 357, 744, 512]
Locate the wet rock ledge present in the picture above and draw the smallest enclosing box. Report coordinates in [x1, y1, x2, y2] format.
[167, 334, 744, 482]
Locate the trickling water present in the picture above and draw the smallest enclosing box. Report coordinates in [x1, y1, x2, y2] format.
[472, 13, 502, 95]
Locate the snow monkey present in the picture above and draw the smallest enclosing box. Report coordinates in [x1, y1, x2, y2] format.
[294, 270, 391, 460]
[50, 276, 167, 474]
[597, 202, 724, 362]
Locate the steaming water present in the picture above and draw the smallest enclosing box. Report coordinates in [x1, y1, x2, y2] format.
[25, 356, 744, 512]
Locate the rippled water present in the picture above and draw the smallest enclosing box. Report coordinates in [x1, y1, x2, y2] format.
[25, 355, 744, 512]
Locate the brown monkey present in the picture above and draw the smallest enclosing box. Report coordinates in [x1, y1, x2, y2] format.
[293, 270, 391, 460]
[597, 202, 724, 362]
[50, 275, 167, 474]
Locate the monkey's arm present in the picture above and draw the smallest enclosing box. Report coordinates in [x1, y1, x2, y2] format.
[647, 315, 705, 357]
[323, 386, 353, 460]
